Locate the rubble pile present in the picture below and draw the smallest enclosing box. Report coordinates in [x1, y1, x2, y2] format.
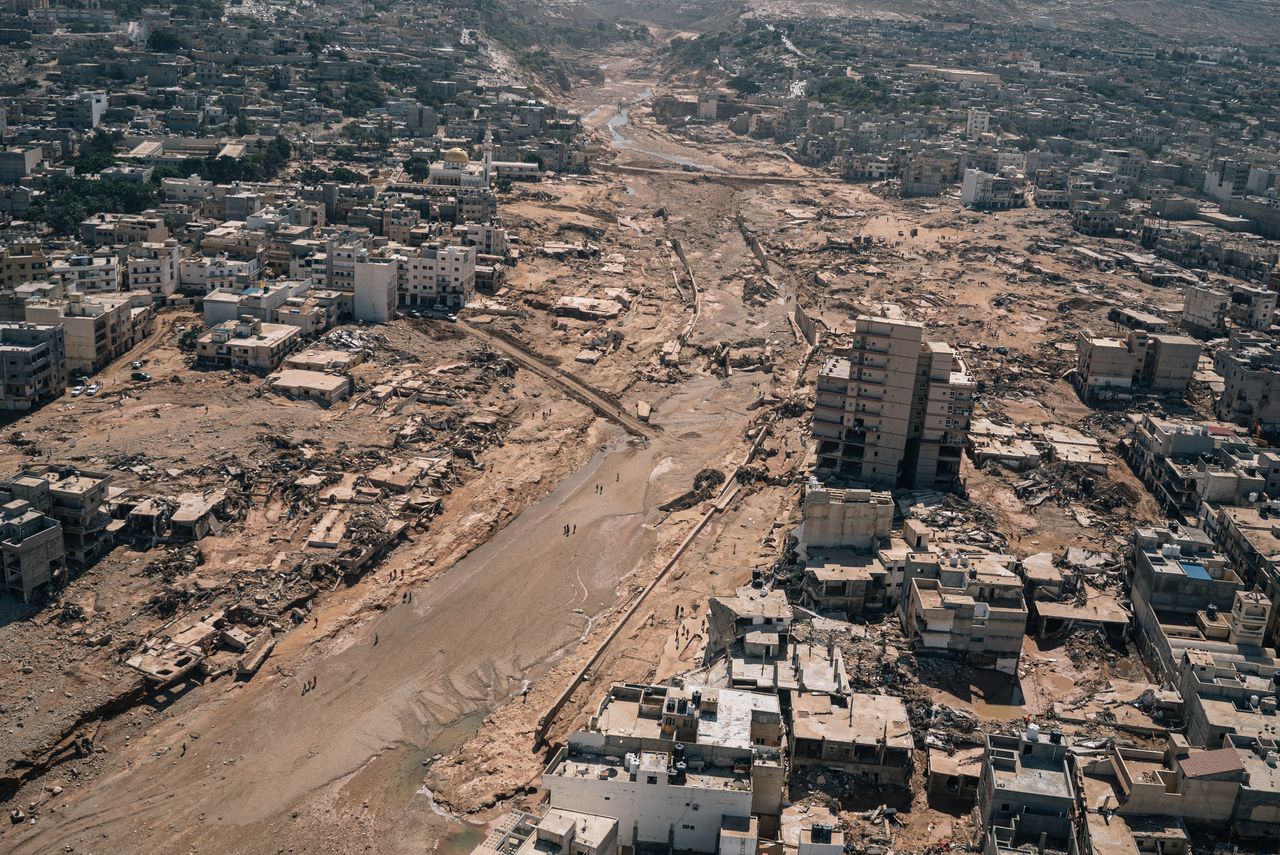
[659, 468, 726, 512]
[1013, 462, 1139, 513]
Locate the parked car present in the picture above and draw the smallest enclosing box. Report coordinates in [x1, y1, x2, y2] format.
[131, 371, 151, 382]
[86, 383, 101, 397]
[131, 360, 143, 369]
[71, 385, 86, 397]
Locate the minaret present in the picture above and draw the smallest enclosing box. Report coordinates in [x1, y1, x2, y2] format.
[482, 126, 494, 187]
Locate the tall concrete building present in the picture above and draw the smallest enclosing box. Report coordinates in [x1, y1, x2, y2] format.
[0, 322, 67, 411]
[813, 316, 973, 490]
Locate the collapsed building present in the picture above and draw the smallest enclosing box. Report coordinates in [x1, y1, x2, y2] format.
[0, 465, 112, 601]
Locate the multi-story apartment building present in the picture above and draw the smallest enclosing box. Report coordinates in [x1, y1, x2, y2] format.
[2, 465, 114, 571]
[195, 318, 300, 372]
[24, 293, 135, 375]
[542, 683, 784, 849]
[79, 212, 169, 246]
[0, 498, 65, 603]
[178, 254, 259, 294]
[979, 728, 1076, 855]
[0, 322, 67, 411]
[0, 241, 48, 288]
[813, 316, 972, 490]
[395, 243, 476, 310]
[48, 253, 121, 295]
[1215, 332, 1280, 433]
[902, 553, 1028, 674]
[1126, 415, 1280, 516]
[126, 240, 180, 297]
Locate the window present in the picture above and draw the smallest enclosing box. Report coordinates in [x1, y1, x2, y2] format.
[647, 776, 657, 785]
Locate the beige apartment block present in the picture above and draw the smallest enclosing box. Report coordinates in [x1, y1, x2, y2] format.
[813, 315, 972, 490]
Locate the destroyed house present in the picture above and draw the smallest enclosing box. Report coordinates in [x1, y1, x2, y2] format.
[903, 553, 1027, 674]
[1, 465, 113, 570]
[706, 585, 792, 657]
[800, 550, 889, 619]
[979, 728, 1075, 855]
[789, 691, 913, 786]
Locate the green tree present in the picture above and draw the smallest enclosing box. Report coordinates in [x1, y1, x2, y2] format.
[146, 28, 186, 52]
[403, 156, 431, 180]
[30, 175, 161, 235]
[69, 129, 122, 174]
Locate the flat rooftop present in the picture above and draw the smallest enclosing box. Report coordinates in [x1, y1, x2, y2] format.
[791, 691, 912, 750]
[549, 748, 750, 792]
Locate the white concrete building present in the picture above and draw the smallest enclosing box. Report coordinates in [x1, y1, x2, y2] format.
[966, 108, 990, 140]
[48, 253, 121, 295]
[126, 240, 180, 297]
[179, 255, 260, 294]
[543, 684, 784, 852]
[353, 260, 397, 323]
[396, 243, 475, 310]
[162, 174, 215, 206]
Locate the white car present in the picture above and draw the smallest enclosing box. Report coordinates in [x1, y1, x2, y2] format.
[86, 383, 101, 397]
[71, 385, 86, 397]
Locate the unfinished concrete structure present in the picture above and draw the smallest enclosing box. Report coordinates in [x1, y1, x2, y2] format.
[813, 316, 972, 490]
[979, 727, 1075, 855]
[0, 499, 66, 602]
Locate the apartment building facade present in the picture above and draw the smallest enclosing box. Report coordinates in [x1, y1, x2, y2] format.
[813, 316, 972, 490]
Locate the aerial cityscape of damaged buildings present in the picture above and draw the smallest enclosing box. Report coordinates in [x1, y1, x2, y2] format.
[5, 1, 1280, 854]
